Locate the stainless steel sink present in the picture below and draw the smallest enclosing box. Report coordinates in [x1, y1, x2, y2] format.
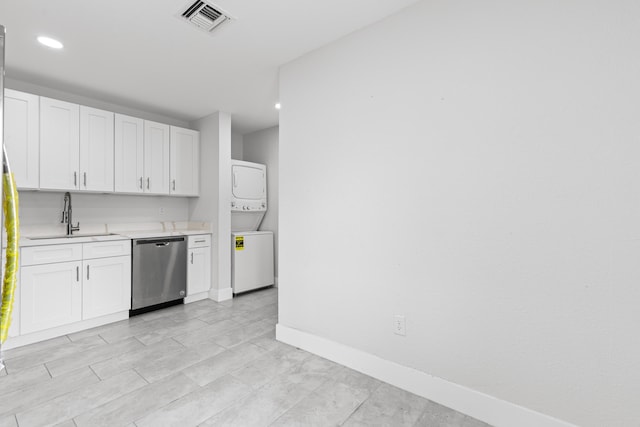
[29, 233, 119, 240]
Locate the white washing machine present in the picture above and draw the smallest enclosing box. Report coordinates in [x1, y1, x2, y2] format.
[230, 160, 274, 293]
[231, 231, 274, 294]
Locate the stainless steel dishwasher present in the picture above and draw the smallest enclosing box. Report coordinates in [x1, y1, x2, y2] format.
[131, 236, 187, 314]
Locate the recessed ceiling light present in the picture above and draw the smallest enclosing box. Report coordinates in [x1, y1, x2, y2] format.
[275, 103, 281, 110]
[37, 36, 63, 49]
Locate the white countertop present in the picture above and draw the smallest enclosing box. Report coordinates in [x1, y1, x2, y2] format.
[17, 230, 211, 247]
[7, 221, 212, 248]
[19, 233, 127, 247]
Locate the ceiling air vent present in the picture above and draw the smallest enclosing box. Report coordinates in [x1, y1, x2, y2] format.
[180, 0, 231, 33]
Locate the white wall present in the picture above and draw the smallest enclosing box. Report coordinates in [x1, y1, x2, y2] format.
[6, 78, 190, 127]
[243, 126, 279, 282]
[189, 112, 233, 300]
[231, 132, 243, 160]
[20, 192, 188, 226]
[278, 1, 640, 426]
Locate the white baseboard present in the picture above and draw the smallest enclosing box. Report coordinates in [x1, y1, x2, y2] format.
[4, 311, 129, 350]
[276, 324, 576, 427]
[184, 291, 210, 304]
[210, 287, 233, 302]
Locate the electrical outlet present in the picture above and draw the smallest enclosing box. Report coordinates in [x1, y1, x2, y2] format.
[394, 315, 406, 336]
[159, 207, 165, 215]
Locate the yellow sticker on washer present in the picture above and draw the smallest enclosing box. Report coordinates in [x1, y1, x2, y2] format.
[235, 236, 244, 250]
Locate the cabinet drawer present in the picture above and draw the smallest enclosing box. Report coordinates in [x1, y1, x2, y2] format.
[22, 244, 83, 266]
[83, 240, 131, 259]
[188, 234, 211, 248]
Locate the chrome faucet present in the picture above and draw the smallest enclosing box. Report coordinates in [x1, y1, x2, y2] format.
[61, 192, 80, 236]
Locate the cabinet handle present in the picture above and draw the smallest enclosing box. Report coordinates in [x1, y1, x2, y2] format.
[191, 252, 194, 264]
[76, 266, 79, 282]
[74, 171, 77, 187]
[87, 265, 90, 280]
[139, 177, 143, 189]
[195, 240, 205, 243]
[172, 179, 176, 191]
[83, 172, 87, 187]
[147, 177, 150, 189]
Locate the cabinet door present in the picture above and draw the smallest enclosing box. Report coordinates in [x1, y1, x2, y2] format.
[9, 278, 20, 338]
[114, 114, 144, 193]
[1, 249, 20, 338]
[4, 89, 39, 189]
[80, 106, 114, 192]
[188, 246, 211, 295]
[21, 261, 82, 334]
[83, 256, 131, 320]
[143, 121, 170, 194]
[39, 97, 80, 191]
[170, 126, 199, 196]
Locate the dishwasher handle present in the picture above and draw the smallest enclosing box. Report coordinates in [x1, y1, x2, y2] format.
[135, 237, 185, 245]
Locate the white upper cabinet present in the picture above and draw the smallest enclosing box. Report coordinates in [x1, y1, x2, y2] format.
[4, 89, 39, 189]
[39, 97, 80, 191]
[8, 92, 198, 196]
[170, 126, 200, 196]
[114, 114, 144, 193]
[143, 120, 170, 195]
[80, 106, 114, 192]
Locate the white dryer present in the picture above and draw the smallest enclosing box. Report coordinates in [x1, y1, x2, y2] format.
[230, 160, 274, 293]
[231, 160, 267, 232]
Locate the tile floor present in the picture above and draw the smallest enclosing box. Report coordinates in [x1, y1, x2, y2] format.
[0, 287, 490, 427]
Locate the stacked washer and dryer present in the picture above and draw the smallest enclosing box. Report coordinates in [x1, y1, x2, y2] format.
[230, 160, 275, 294]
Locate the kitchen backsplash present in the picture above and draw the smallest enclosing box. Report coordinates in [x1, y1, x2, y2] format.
[18, 191, 190, 226]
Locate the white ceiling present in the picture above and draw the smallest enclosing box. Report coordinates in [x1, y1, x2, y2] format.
[0, 0, 420, 134]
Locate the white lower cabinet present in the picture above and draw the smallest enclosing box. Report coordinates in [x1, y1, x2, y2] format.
[188, 247, 211, 295]
[2, 249, 20, 338]
[20, 240, 131, 335]
[83, 256, 131, 320]
[21, 261, 83, 335]
[187, 235, 211, 297]
[9, 283, 20, 338]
